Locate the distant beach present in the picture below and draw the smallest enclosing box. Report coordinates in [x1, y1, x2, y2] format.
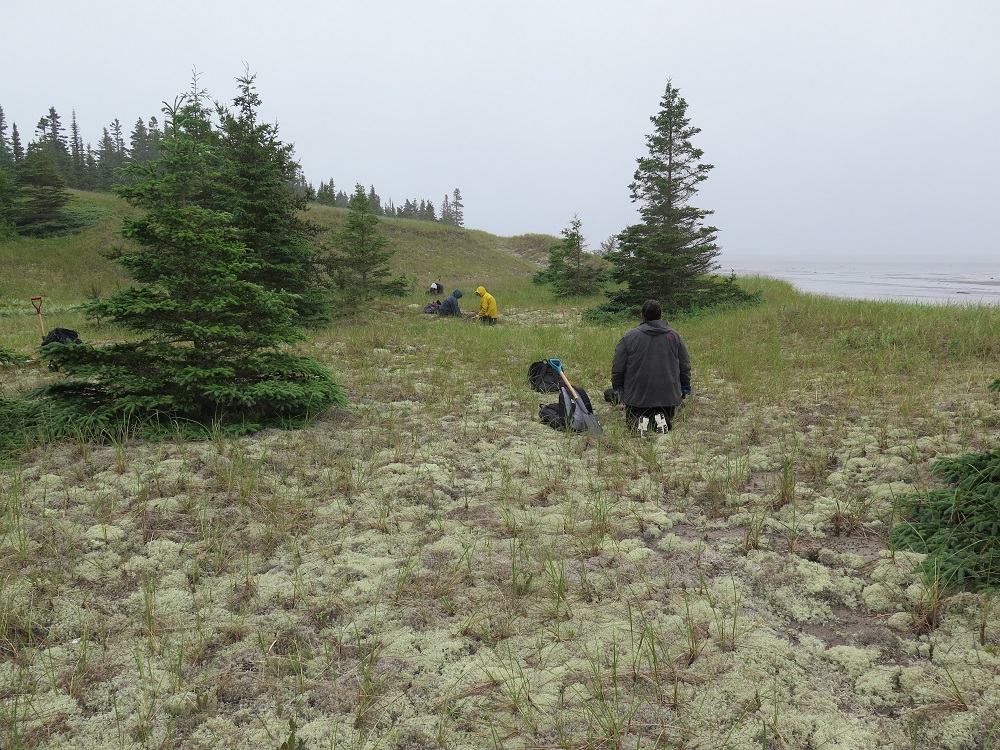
[726, 259, 1000, 305]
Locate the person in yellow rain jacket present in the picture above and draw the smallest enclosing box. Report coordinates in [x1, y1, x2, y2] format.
[474, 286, 498, 324]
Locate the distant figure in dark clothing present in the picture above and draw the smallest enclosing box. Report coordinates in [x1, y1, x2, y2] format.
[428, 281, 444, 294]
[611, 299, 691, 436]
[439, 289, 463, 316]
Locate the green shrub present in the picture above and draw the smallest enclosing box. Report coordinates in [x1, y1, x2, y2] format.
[0, 398, 41, 463]
[0, 346, 24, 366]
[891, 449, 1000, 592]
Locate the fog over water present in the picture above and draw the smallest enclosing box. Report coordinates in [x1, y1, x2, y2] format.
[729, 260, 1000, 305]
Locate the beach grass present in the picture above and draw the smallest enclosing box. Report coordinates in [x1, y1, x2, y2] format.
[2, 195, 1000, 749]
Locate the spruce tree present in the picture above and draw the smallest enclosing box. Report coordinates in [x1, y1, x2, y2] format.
[69, 110, 89, 189]
[11, 123, 24, 164]
[440, 193, 452, 225]
[38, 97, 345, 433]
[129, 117, 161, 166]
[212, 72, 328, 322]
[33, 107, 72, 180]
[533, 215, 606, 298]
[326, 184, 408, 304]
[129, 118, 148, 160]
[11, 150, 72, 237]
[147, 117, 162, 157]
[83, 147, 98, 188]
[110, 119, 126, 156]
[94, 126, 126, 191]
[423, 199, 436, 222]
[451, 188, 464, 227]
[0, 105, 12, 169]
[602, 80, 756, 316]
[366, 185, 382, 215]
[0, 166, 17, 238]
[316, 179, 336, 205]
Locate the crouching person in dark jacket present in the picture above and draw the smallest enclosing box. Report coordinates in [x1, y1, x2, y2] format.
[611, 299, 691, 437]
[439, 289, 463, 316]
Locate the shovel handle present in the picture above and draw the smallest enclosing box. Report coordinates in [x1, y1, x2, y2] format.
[548, 359, 581, 398]
[31, 296, 45, 337]
[555, 368, 582, 401]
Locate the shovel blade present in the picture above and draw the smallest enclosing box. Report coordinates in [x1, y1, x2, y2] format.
[574, 398, 603, 436]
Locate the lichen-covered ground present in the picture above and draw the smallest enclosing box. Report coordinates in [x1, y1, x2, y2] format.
[3, 309, 1000, 750]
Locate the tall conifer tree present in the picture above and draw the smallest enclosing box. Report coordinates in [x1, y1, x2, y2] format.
[326, 184, 408, 303]
[533, 215, 606, 298]
[94, 125, 126, 190]
[129, 118, 148, 160]
[0, 105, 12, 169]
[451, 188, 464, 227]
[11, 123, 24, 164]
[147, 117, 162, 158]
[69, 110, 89, 189]
[33, 107, 71, 179]
[366, 185, 382, 215]
[602, 80, 756, 315]
[38, 94, 344, 431]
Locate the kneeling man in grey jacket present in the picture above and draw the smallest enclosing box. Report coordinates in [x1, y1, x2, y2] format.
[611, 299, 692, 436]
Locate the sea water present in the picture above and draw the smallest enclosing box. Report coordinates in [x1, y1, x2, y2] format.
[724, 259, 1000, 305]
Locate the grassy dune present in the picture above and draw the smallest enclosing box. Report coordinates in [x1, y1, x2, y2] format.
[2, 194, 1000, 749]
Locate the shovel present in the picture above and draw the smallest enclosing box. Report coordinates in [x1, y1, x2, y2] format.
[547, 358, 603, 436]
[31, 296, 46, 339]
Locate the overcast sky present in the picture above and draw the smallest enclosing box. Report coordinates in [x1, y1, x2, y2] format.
[5, 0, 998, 265]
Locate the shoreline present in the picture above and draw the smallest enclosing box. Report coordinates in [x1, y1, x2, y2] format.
[727, 261, 1000, 304]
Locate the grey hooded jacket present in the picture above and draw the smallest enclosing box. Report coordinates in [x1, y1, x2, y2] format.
[611, 319, 691, 408]
[439, 289, 463, 316]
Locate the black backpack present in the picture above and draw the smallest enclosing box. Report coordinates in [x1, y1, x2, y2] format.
[539, 385, 594, 431]
[40, 327, 82, 372]
[528, 360, 562, 393]
[41, 327, 82, 346]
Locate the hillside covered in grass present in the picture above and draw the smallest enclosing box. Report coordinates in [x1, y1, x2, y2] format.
[0, 191, 556, 347]
[3, 192, 1000, 749]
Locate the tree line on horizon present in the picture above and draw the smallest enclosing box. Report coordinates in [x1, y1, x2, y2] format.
[0, 105, 165, 194]
[0, 102, 464, 238]
[315, 181, 465, 227]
